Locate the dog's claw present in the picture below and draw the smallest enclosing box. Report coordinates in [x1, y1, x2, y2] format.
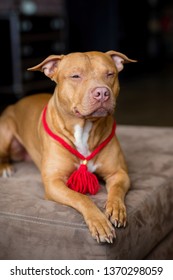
[109, 235, 114, 243]
[95, 234, 115, 244]
[105, 237, 111, 243]
[1, 166, 15, 178]
[96, 235, 100, 243]
[114, 220, 118, 227]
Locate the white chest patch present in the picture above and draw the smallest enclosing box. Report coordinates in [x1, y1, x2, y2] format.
[74, 121, 98, 173]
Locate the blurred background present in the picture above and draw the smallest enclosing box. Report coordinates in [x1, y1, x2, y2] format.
[0, 0, 173, 126]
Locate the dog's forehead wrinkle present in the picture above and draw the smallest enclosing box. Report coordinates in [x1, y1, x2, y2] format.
[60, 54, 93, 74]
[64, 52, 110, 69]
[89, 59, 115, 76]
[61, 52, 114, 77]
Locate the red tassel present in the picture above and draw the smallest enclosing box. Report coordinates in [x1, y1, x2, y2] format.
[67, 162, 100, 195]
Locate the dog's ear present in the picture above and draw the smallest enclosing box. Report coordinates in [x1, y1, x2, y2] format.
[27, 55, 64, 79]
[106, 50, 137, 72]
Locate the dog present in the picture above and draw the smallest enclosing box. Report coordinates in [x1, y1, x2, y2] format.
[0, 51, 136, 243]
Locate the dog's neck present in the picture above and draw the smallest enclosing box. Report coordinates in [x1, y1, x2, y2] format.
[46, 94, 114, 152]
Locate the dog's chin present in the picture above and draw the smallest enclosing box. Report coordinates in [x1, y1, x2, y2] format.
[89, 108, 109, 117]
[74, 107, 113, 119]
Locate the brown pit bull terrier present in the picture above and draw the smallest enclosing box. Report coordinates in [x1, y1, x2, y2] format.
[0, 51, 136, 243]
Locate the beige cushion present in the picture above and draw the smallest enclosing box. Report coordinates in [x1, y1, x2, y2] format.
[0, 125, 173, 259]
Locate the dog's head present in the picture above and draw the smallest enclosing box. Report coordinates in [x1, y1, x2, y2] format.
[28, 51, 136, 119]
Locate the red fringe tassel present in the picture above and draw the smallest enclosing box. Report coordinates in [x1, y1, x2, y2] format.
[67, 164, 100, 195]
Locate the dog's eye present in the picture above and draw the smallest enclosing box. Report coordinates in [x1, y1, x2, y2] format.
[71, 74, 81, 79]
[107, 72, 114, 77]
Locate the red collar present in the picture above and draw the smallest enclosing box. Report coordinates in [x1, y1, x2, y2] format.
[42, 105, 116, 195]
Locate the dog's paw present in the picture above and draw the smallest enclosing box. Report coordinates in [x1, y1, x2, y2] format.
[0, 164, 15, 178]
[85, 210, 116, 243]
[105, 199, 127, 228]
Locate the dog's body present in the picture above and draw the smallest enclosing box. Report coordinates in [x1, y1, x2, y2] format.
[0, 51, 136, 243]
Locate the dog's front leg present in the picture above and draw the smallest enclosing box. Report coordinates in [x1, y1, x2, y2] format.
[43, 176, 116, 243]
[105, 169, 130, 228]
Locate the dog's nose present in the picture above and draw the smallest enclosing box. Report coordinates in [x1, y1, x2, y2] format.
[92, 87, 110, 102]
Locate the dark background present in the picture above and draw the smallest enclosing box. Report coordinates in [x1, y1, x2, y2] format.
[0, 0, 173, 126]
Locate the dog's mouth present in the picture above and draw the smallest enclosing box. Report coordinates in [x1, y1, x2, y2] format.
[74, 106, 114, 118]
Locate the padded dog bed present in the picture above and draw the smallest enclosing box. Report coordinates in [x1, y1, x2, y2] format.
[0, 125, 173, 259]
